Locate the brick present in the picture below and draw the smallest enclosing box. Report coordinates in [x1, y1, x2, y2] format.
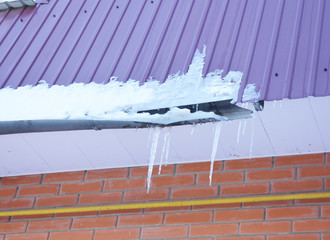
[0, 222, 27, 233]
[118, 214, 163, 226]
[275, 153, 324, 167]
[95, 228, 140, 240]
[267, 234, 320, 240]
[50, 230, 93, 240]
[0, 216, 11, 221]
[221, 182, 269, 196]
[130, 165, 174, 178]
[171, 186, 218, 199]
[142, 226, 188, 238]
[246, 168, 294, 181]
[193, 203, 241, 210]
[272, 179, 323, 193]
[0, 187, 17, 198]
[224, 158, 271, 171]
[72, 216, 116, 229]
[43, 171, 84, 183]
[36, 195, 78, 207]
[322, 205, 330, 217]
[12, 214, 53, 221]
[240, 221, 291, 234]
[86, 168, 128, 180]
[1, 175, 41, 186]
[293, 219, 330, 232]
[295, 198, 330, 204]
[55, 211, 98, 218]
[190, 223, 238, 237]
[0, 198, 34, 210]
[145, 206, 191, 213]
[267, 206, 319, 220]
[124, 189, 169, 202]
[6, 233, 49, 240]
[104, 178, 146, 191]
[0, 235, 4, 240]
[151, 175, 195, 188]
[61, 181, 102, 194]
[79, 192, 122, 205]
[176, 161, 222, 174]
[99, 208, 143, 215]
[165, 212, 212, 224]
[324, 233, 330, 240]
[176, 238, 212, 240]
[215, 237, 265, 240]
[18, 184, 59, 196]
[298, 166, 330, 178]
[215, 209, 264, 222]
[243, 200, 293, 208]
[27, 219, 71, 232]
[197, 172, 243, 185]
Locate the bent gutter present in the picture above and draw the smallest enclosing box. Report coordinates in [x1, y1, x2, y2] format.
[0, 192, 329, 217]
[0, 100, 253, 135]
[0, 120, 158, 135]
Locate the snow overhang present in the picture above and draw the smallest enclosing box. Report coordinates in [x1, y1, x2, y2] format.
[0, 47, 255, 135]
[0, 100, 253, 135]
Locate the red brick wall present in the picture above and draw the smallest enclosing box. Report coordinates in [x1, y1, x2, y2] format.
[0, 153, 329, 239]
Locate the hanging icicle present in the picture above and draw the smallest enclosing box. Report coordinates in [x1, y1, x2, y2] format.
[209, 122, 222, 185]
[236, 120, 242, 144]
[249, 116, 255, 159]
[158, 127, 171, 174]
[147, 127, 161, 192]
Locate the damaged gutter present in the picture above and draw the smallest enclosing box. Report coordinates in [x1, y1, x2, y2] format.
[0, 100, 253, 135]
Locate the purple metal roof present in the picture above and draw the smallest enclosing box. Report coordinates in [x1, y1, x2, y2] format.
[0, 0, 329, 101]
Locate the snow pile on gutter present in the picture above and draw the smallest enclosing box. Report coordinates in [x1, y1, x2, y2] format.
[0, 47, 243, 125]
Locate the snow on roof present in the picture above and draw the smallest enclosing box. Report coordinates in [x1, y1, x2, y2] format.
[0, 47, 245, 124]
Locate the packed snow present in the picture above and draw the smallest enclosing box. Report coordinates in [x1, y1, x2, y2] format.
[242, 83, 260, 102]
[0, 46, 243, 124]
[0, 45, 261, 189]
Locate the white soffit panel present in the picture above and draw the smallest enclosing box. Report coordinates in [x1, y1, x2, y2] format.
[0, 96, 330, 177]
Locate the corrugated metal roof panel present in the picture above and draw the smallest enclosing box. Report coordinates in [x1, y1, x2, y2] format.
[0, 0, 329, 101]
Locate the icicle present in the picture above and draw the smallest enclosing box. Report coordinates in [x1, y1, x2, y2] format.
[273, 100, 277, 108]
[242, 118, 247, 136]
[158, 127, 171, 174]
[190, 124, 196, 135]
[147, 127, 161, 192]
[164, 127, 171, 166]
[249, 116, 255, 159]
[209, 122, 222, 185]
[236, 120, 242, 144]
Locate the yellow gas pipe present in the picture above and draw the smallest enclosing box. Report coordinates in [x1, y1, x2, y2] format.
[0, 192, 329, 217]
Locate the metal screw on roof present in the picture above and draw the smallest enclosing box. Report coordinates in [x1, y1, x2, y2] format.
[274, 73, 279, 77]
[116, 5, 119, 8]
[324, 68, 328, 72]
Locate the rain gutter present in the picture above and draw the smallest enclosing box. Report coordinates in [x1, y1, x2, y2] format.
[0, 100, 253, 135]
